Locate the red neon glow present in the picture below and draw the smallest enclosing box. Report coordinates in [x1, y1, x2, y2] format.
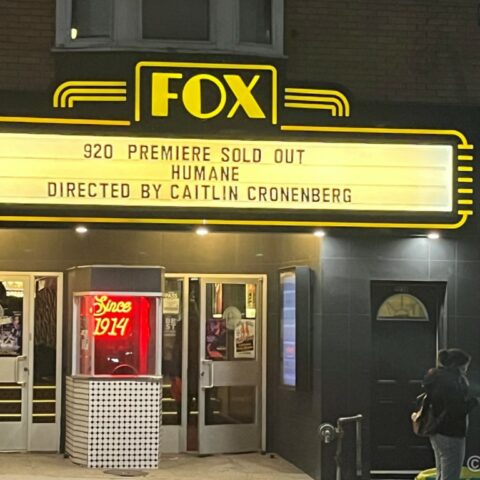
[79, 294, 153, 376]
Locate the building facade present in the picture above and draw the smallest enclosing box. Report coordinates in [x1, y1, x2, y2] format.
[0, 1, 479, 478]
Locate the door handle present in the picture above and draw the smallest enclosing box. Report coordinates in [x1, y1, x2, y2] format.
[15, 355, 27, 385]
[201, 359, 214, 389]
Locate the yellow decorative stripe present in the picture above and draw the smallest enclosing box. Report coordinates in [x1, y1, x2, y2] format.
[284, 103, 337, 115]
[280, 125, 472, 148]
[0, 400, 21, 404]
[458, 155, 474, 161]
[284, 95, 344, 116]
[53, 81, 127, 108]
[458, 166, 473, 172]
[458, 177, 473, 183]
[0, 214, 469, 230]
[0, 414, 21, 417]
[61, 88, 126, 104]
[59, 88, 127, 108]
[0, 386, 21, 390]
[67, 95, 127, 108]
[458, 189, 473, 194]
[459, 210, 474, 215]
[0, 116, 130, 126]
[32, 414, 56, 418]
[458, 199, 473, 205]
[134, 61, 278, 123]
[285, 88, 350, 117]
[458, 144, 474, 150]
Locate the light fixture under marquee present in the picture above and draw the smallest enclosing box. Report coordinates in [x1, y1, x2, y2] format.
[75, 225, 88, 234]
[196, 226, 209, 236]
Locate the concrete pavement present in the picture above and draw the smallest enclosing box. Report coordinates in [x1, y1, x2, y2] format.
[0, 452, 312, 480]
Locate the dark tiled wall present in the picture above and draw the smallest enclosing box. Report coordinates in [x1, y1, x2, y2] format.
[319, 234, 480, 479]
[2, 228, 479, 479]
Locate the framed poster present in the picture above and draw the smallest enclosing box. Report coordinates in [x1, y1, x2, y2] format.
[234, 319, 255, 359]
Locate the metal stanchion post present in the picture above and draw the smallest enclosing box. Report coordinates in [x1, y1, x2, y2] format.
[318, 414, 363, 480]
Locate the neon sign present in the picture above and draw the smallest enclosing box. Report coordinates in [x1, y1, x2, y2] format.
[93, 295, 133, 337]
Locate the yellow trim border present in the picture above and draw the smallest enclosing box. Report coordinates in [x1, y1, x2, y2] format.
[0, 213, 471, 230]
[0, 118, 473, 230]
[0, 116, 131, 127]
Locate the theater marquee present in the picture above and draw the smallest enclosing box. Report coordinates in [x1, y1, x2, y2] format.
[0, 133, 453, 214]
[0, 59, 474, 229]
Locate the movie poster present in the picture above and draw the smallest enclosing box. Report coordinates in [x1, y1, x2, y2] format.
[234, 319, 255, 359]
[206, 317, 227, 360]
[0, 313, 22, 356]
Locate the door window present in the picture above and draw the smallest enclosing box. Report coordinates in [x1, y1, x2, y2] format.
[205, 386, 256, 425]
[0, 281, 23, 357]
[162, 278, 183, 426]
[0, 279, 25, 428]
[377, 293, 429, 321]
[205, 283, 257, 361]
[33, 276, 58, 424]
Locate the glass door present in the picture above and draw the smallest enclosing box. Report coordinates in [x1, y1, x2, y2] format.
[198, 278, 262, 454]
[0, 276, 29, 451]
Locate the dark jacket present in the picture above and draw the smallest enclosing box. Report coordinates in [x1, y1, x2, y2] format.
[423, 366, 478, 437]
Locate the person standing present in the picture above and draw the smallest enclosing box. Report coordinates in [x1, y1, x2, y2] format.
[423, 348, 479, 480]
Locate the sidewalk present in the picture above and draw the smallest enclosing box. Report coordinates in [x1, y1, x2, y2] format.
[0, 452, 312, 480]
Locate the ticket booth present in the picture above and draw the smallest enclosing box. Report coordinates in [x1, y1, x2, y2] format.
[64, 265, 163, 470]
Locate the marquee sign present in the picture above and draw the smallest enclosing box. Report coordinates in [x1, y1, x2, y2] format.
[0, 132, 454, 215]
[0, 59, 474, 229]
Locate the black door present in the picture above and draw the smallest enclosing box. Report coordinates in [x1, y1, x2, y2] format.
[370, 281, 446, 474]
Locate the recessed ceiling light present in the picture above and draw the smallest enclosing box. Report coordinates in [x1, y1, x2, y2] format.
[75, 225, 88, 234]
[196, 226, 209, 236]
[314, 230, 325, 237]
[70, 28, 78, 40]
[427, 232, 440, 240]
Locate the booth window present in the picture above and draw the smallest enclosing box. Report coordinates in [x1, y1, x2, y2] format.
[56, 0, 283, 55]
[376, 293, 429, 322]
[279, 267, 312, 391]
[73, 293, 160, 376]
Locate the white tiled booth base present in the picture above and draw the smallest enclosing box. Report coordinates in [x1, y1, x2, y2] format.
[65, 377, 162, 469]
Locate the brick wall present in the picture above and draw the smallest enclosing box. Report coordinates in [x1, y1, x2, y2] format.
[0, 0, 55, 91]
[285, 0, 480, 105]
[2, 0, 480, 103]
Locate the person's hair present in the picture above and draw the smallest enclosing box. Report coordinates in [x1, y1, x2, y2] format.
[438, 348, 471, 368]
[0, 282, 6, 300]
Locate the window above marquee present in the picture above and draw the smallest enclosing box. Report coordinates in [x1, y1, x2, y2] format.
[55, 0, 283, 56]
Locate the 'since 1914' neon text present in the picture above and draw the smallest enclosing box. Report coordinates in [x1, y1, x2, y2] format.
[93, 295, 133, 337]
